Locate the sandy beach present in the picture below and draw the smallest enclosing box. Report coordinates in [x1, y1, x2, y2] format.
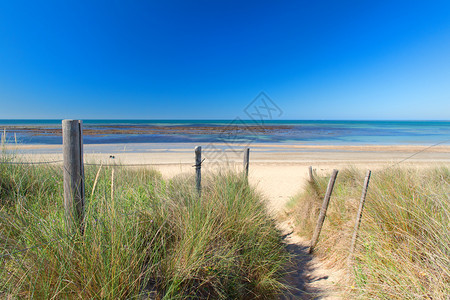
[5, 142, 450, 213]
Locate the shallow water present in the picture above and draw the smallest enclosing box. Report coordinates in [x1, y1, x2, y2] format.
[0, 120, 449, 145]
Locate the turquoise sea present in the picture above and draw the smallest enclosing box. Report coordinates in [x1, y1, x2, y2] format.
[0, 120, 449, 145]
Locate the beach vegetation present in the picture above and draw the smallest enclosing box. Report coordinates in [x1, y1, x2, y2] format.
[287, 166, 450, 299]
[0, 154, 289, 299]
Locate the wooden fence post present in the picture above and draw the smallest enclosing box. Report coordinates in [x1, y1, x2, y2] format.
[243, 147, 250, 179]
[309, 169, 339, 253]
[308, 166, 314, 182]
[62, 120, 85, 235]
[195, 146, 202, 195]
[348, 170, 371, 265]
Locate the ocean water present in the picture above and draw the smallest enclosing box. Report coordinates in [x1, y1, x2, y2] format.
[0, 120, 449, 146]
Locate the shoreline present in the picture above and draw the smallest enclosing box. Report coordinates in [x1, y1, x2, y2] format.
[3, 141, 450, 153]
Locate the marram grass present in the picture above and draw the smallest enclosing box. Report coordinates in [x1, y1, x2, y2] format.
[288, 166, 450, 299]
[0, 156, 289, 299]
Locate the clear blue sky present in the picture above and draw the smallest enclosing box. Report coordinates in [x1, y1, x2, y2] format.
[0, 0, 449, 120]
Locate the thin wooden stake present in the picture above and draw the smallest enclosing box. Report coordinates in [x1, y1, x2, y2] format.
[348, 170, 371, 266]
[62, 119, 85, 235]
[195, 146, 202, 195]
[309, 169, 339, 254]
[243, 147, 250, 179]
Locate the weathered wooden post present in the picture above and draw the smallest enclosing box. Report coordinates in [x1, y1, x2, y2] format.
[308, 166, 314, 182]
[1, 128, 5, 144]
[243, 147, 250, 179]
[309, 169, 339, 253]
[62, 120, 85, 234]
[195, 146, 202, 195]
[348, 170, 371, 266]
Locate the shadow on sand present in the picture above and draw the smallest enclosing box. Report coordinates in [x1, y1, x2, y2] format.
[281, 231, 330, 299]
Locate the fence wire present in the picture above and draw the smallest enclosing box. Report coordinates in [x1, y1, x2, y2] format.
[0, 139, 448, 258]
[85, 162, 158, 167]
[0, 160, 183, 167]
[1, 139, 449, 168]
[383, 139, 450, 170]
[0, 159, 63, 165]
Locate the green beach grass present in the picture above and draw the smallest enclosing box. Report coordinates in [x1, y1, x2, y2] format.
[0, 153, 289, 299]
[287, 166, 450, 299]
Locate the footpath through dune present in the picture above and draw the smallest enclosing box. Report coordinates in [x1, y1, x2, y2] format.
[248, 165, 344, 299]
[277, 219, 344, 299]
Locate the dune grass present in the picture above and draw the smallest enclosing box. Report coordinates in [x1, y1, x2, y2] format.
[288, 166, 450, 299]
[0, 154, 289, 299]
